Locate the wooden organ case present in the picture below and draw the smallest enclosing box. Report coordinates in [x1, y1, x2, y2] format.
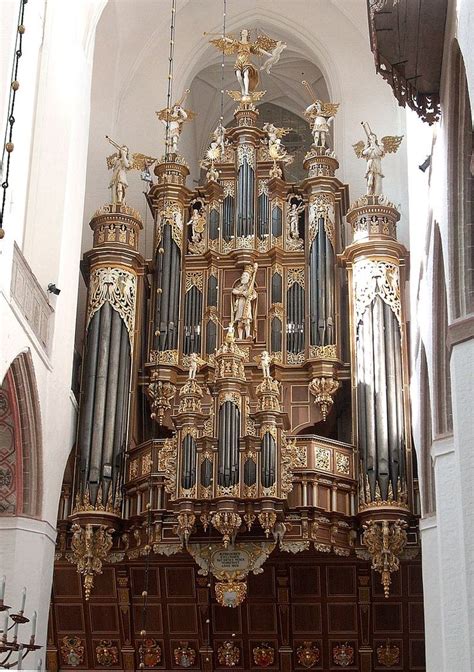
[50, 102, 425, 671]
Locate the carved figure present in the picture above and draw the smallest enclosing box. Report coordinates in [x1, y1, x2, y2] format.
[353, 122, 403, 196]
[209, 30, 286, 98]
[263, 122, 290, 160]
[302, 81, 339, 149]
[213, 122, 226, 158]
[260, 351, 272, 378]
[188, 352, 205, 380]
[106, 136, 156, 205]
[186, 207, 206, 244]
[156, 90, 196, 155]
[231, 263, 258, 339]
[287, 199, 305, 240]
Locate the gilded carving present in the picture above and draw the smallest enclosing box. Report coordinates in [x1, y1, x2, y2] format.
[149, 349, 179, 365]
[138, 639, 162, 667]
[258, 179, 269, 196]
[287, 267, 305, 289]
[353, 258, 401, 325]
[362, 519, 407, 597]
[287, 351, 305, 365]
[185, 270, 204, 292]
[158, 438, 177, 497]
[215, 579, 247, 608]
[309, 376, 340, 421]
[212, 511, 242, 547]
[146, 375, 176, 424]
[309, 344, 337, 359]
[335, 452, 350, 475]
[315, 447, 331, 471]
[67, 524, 114, 600]
[141, 453, 153, 475]
[253, 643, 275, 668]
[222, 180, 235, 198]
[87, 267, 136, 344]
[129, 458, 139, 480]
[173, 641, 197, 667]
[237, 143, 255, 168]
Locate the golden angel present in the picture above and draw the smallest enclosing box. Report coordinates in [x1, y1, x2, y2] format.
[106, 136, 156, 204]
[208, 29, 286, 98]
[156, 90, 196, 155]
[353, 122, 403, 196]
[263, 122, 290, 160]
[302, 81, 339, 149]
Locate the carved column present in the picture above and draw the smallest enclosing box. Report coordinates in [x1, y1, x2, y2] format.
[117, 569, 135, 672]
[342, 194, 412, 596]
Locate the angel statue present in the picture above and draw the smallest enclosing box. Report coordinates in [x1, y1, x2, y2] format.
[156, 90, 196, 155]
[208, 29, 287, 100]
[353, 122, 403, 197]
[106, 136, 156, 205]
[263, 122, 290, 159]
[302, 81, 339, 149]
[231, 263, 258, 340]
[213, 123, 226, 159]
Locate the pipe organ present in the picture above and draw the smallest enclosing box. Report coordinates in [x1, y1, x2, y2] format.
[53, 70, 421, 672]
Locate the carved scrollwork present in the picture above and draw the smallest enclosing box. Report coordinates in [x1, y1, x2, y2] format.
[158, 438, 177, 497]
[67, 524, 114, 600]
[308, 193, 335, 246]
[87, 267, 136, 344]
[185, 271, 204, 292]
[362, 519, 408, 597]
[309, 376, 340, 421]
[237, 144, 255, 168]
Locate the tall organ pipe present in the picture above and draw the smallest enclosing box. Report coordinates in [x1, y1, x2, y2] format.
[261, 433, 276, 488]
[78, 311, 101, 486]
[218, 402, 240, 487]
[101, 309, 123, 492]
[237, 160, 254, 237]
[373, 297, 389, 499]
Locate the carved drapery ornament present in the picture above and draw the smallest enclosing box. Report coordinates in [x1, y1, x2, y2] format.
[362, 519, 407, 597]
[87, 267, 136, 345]
[67, 524, 114, 600]
[309, 376, 340, 421]
[353, 259, 401, 325]
[156, 201, 183, 250]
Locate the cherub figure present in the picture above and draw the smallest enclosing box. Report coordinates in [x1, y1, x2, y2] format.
[287, 197, 305, 240]
[156, 90, 196, 155]
[263, 122, 290, 160]
[353, 122, 403, 196]
[302, 81, 339, 149]
[106, 136, 156, 205]
[188, 352, 205, 380]
[209, 29, 287, 98]
[259, 350, 273, 379]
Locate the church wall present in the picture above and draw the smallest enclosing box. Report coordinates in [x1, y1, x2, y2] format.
[0, 0, 108, 665]
[408, 0, 474, 669]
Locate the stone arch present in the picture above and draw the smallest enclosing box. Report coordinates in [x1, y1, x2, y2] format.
[448, 39, 474, 317]
[432, 224, 453, 436]
[0, 351, 42, 517]
[419, 344, 435, 516]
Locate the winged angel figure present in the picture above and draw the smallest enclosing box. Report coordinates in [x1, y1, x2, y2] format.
[209, 29, 286, 99]
[302, 81, 339, 149]
[106, 136, 156, 204]
[353, 122, 403, 196]
[156, 90, 196, 155]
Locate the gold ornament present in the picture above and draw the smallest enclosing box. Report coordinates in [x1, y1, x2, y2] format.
[212, 511, 242, 548]
[215, 579, 247, 608]
[309, 376, 340, 421]
[67, 524, 114, 600]
[362, 519, 407, 597]
[217, 640, 240, 666]
[296, 641, 321, 668]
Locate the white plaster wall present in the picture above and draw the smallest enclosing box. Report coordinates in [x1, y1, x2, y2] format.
[0, 0, 107, 664]
[408, 0, 474, 669]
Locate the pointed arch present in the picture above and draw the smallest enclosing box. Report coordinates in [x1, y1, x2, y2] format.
[0, 351, 42, 517]
[419, 344, 435, 515]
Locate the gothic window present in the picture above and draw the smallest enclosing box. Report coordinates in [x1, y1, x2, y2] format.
[419, 345, 436, 515]
[0, 353, 42, 516]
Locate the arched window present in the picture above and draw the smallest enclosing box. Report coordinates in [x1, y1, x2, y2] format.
[419, 345, 436, 515]
[433, 225, 453, 435]
[0, 352, 42, 516]
[449, 40, 474, 317]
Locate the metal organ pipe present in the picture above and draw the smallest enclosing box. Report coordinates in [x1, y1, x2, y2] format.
[373, 296, 389, 499]
[78, 310, 101, 486]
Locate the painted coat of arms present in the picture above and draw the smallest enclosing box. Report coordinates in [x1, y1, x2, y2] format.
[173, 641, 197, 667]
[376, 640, 400, 667]
[253, 642, 275, 667]
[296, 641, 321, 668]
[333, 642, 354, 667]
[139, 638, 162, 667]
[96, 639, 119, 666]
[60, 636, 85, 667]
[217, 640, 240, 667]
